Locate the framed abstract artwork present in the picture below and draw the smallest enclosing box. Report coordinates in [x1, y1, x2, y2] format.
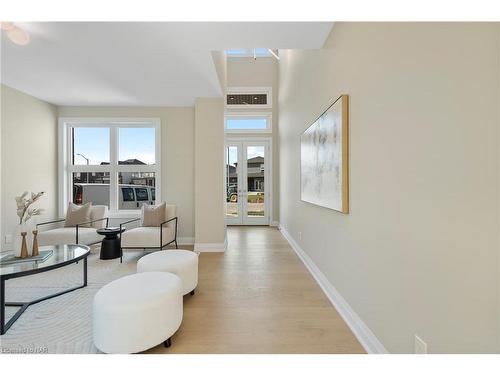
[300, 94, 349, 213]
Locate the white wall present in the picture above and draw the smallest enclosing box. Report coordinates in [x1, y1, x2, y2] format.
[279, 22, 499, 353]
[194, 97, 226, 249]
[3, 97, 220, 244]
[57, 106, 195, 240]
[1, 85, 58, 248]
[226, 57, 280, 222]
[212, 50, 228, 91]
[498, 26, 500, 352]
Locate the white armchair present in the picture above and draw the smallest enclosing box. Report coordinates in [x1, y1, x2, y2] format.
[120, 204, 178, 262]
[37, 205, 109, 246]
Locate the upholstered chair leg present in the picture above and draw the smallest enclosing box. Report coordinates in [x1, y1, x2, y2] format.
[190, 289, 195, 296]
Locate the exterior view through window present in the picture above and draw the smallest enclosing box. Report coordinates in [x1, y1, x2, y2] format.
[66, 121, 159, 211]
[226, 118, 268, 131]
[225, 115, 271, 132]
[226, 146, 239, 217]
[226, 48, 271, 57]
[246, 146, 265, 217]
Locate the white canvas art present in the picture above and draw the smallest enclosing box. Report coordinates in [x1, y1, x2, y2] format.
[301, 95, 348, 212]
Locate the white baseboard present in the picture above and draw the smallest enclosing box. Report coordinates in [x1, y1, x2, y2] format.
[194, 235, 227, 252]
[270, 221, 280, 227]
[279, 225, 388, 354]
[177, 237, 194, 245]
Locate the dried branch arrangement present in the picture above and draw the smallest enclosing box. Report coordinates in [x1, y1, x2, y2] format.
[15, 191, 45, 224]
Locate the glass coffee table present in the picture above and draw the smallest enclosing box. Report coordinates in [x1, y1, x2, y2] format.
[0, 244, 90, 335]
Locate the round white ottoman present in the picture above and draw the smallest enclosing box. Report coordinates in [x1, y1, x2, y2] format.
[137, 250, 198, 296]
[93, 272, 183, 354]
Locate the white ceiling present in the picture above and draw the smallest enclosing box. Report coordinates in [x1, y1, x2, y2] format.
[1, 22, 333, 106]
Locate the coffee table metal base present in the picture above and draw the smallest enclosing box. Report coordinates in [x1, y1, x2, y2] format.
[0, 258, 87, 335]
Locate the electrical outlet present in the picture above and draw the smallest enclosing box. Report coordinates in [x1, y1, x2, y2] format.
[298, 231, 302, 240]
[414, 335, 427, 354]
[5, 234, 12, 244]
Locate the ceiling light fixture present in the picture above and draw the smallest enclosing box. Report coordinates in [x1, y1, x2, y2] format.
[1, 22, 30, 46]
[1, 22, 14, 31]
[268, 49, 280, 60]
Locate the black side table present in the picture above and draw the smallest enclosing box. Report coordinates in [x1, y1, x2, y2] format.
[97, 227, 125, 262]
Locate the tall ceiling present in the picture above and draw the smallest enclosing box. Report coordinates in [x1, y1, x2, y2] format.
[1, 22, 333, 106]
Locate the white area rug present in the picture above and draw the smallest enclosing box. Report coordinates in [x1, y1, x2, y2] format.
[0, 248, 145, 354]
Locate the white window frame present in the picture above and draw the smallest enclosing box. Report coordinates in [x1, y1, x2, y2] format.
[225, 87, 272, 109]
[58, 117, 161, 218]
[224, 112, 272, 134]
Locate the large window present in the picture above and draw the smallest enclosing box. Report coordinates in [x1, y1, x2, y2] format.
[59, 118, 161, 215]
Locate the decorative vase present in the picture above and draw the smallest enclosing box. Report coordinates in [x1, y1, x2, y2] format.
[13, 224, 26, 257]
[32, 230, 39, 257]
[20, 232, 29, 258]
[13, 222, 34, 257]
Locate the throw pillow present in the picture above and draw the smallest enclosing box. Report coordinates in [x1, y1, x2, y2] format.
[141, 202, 166, 227]
[65, 202, 92, 227]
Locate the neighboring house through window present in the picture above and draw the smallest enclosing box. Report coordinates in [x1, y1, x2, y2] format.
[59, 118, 161, 216]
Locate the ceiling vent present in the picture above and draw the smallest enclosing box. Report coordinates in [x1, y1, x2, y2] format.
[227, 93, 267, 106]
[226, 87, 272, 109]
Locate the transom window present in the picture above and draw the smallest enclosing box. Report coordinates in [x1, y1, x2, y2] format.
[226, 48, 272, 58]
[59, 118, 161, 215]
[224, 113, 272, 133]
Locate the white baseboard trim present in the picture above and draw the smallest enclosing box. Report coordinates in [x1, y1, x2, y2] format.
[194, 236, 227, 252]
[270, 221, 280, 227]
[279, 225, 388, 354]
[177, 237, 194, 245]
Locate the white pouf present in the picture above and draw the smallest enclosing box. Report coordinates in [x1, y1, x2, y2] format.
[137, 250, 198, 295]
[93, 272, 183, 354]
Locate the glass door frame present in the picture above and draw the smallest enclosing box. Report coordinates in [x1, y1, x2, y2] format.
[224, 137, 272, 226]
[225, 141, 243, 225]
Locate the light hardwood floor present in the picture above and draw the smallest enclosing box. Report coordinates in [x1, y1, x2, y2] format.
[146, 226, 365, 354]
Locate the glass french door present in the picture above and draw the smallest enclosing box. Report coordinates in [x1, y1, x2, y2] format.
[225, 140, 270, 225]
